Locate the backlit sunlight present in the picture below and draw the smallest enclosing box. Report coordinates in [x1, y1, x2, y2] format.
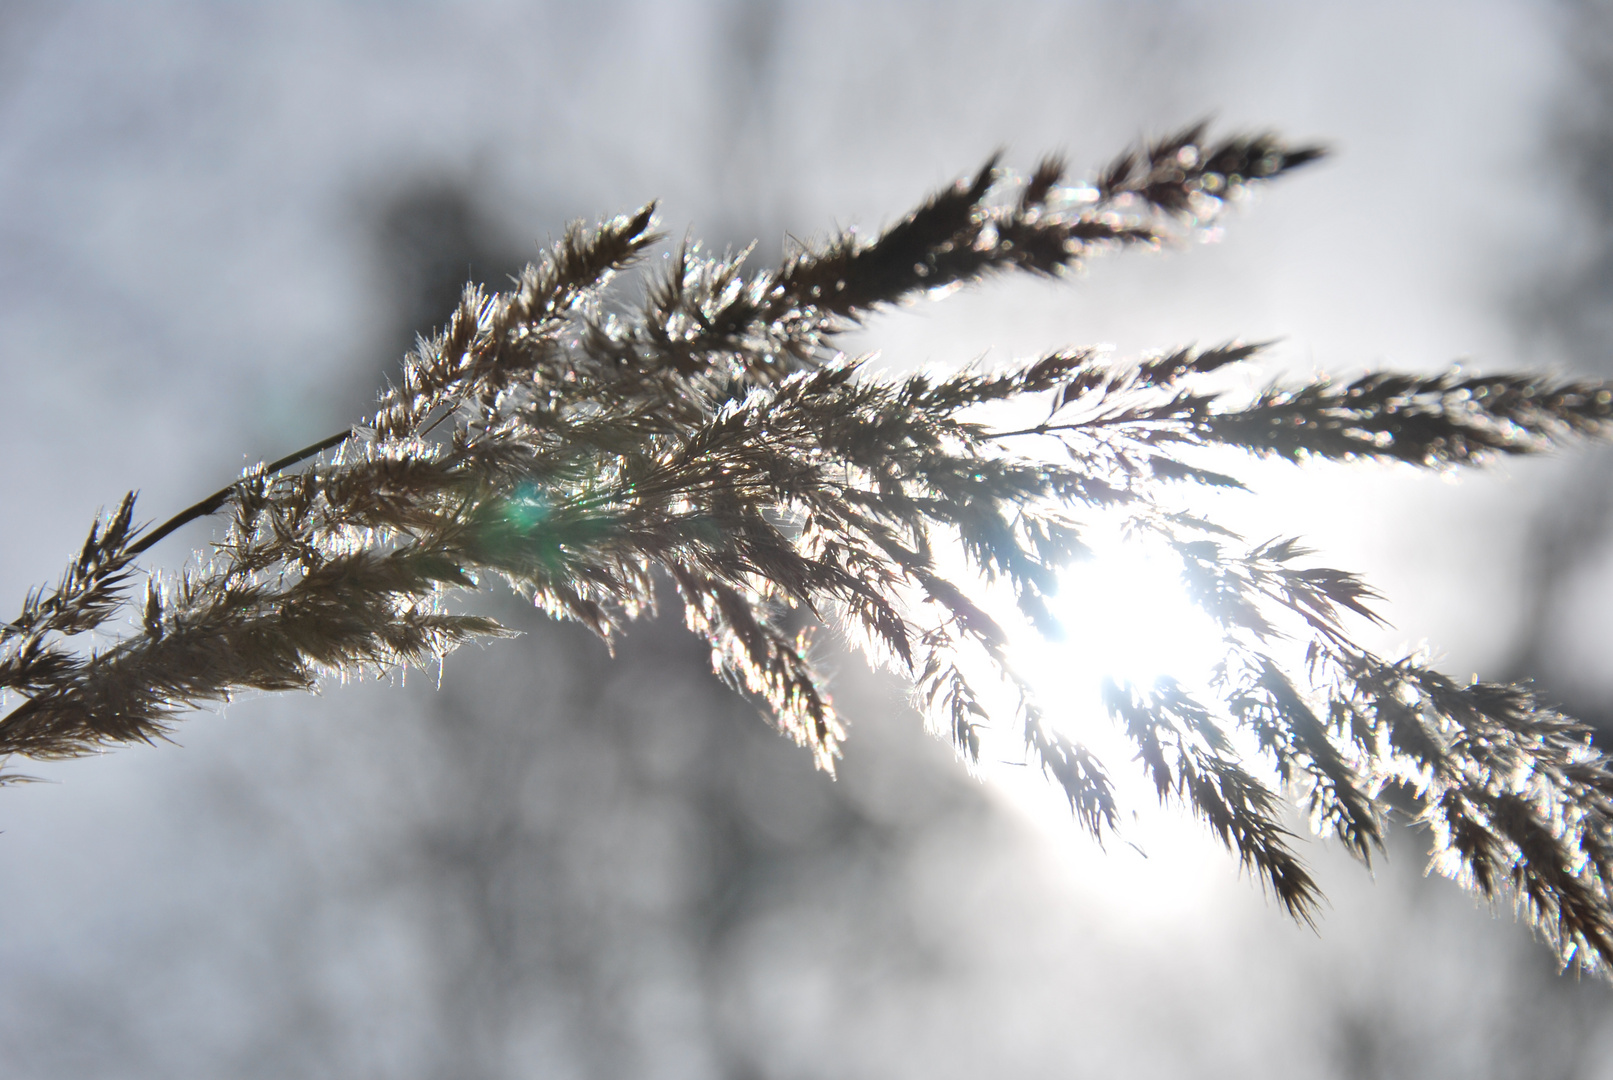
[979, 526, 1252, 920]
[1038, 540, 1226, 711]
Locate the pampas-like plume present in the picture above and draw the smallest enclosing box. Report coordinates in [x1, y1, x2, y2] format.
[6, 124, 1613, 973]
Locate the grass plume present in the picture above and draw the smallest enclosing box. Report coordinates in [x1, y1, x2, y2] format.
[6, 124, 1613, 973]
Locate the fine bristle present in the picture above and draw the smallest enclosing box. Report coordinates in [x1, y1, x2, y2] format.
[3, 123, 1611, 977]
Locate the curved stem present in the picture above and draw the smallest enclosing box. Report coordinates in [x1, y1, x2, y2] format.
[129, 429, 353, 556]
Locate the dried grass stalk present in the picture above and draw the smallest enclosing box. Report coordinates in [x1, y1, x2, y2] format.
[6, 125, 1613, 973]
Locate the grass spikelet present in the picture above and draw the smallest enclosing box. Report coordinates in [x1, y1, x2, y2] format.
[6, 123, 1613, 976]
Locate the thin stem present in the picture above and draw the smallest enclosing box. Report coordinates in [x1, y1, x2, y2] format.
[988, 424, 1064, 440]
[988, 421, 1135, 441]
[988, 413, 1196, 441]
[129, 429, 353, 556]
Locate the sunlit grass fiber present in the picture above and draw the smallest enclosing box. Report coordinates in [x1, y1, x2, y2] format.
[5, 124, 1613, 973]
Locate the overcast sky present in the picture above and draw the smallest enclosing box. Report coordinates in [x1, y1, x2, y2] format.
[0, 3, 1609, 1078]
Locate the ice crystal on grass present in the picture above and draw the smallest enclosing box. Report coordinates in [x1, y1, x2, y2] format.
[5, 124, 1613, 972]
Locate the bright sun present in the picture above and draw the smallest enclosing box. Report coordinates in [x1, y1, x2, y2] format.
[978, 528, 1246, 918]
[1037, 541, 1226, 708]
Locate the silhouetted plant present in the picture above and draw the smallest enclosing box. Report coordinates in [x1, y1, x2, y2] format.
[6, 123, 1613, 973]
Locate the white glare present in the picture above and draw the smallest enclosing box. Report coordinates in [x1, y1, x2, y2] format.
[979, 533, 1239, 921]
[1034, 540, 1225, 726]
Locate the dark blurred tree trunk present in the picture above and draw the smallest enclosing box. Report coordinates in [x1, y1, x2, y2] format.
[1505, 0, 1613, 737]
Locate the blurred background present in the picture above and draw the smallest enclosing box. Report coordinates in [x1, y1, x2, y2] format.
[1, 1, 1611, 1077]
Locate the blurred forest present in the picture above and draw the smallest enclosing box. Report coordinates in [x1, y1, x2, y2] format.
[1, 3, 1612, 1078]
